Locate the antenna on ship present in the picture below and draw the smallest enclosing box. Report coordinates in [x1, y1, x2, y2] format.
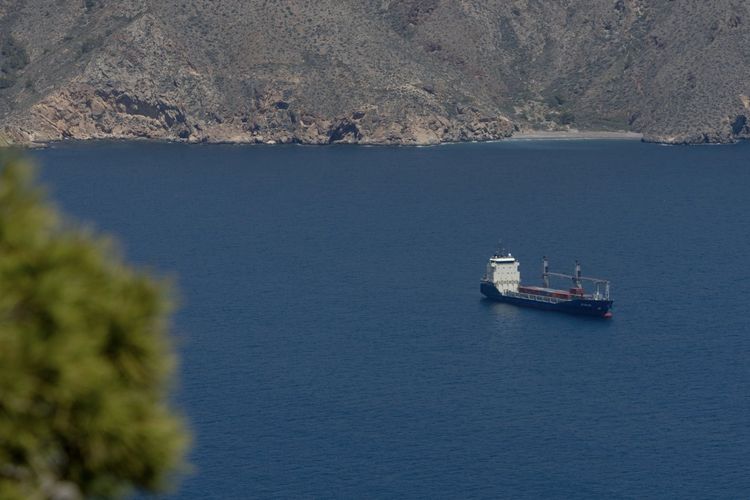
[496, 240, 508, 257]
[542, 256, 549, 288]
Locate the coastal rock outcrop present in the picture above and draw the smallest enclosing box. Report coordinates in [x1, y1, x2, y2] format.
[5, 85, 513, 146]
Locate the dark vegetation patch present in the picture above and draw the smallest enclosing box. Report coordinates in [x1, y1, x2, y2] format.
[85, 0, 103, 12]
[80, 36, 103, 55]
[559, 111, 575, 125]
[0, 36, 30, 90]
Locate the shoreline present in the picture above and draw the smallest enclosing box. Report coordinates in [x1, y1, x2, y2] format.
[3, 133, 645, 150]
[9, 130, 748, 149]
[509, 130, 643, 141]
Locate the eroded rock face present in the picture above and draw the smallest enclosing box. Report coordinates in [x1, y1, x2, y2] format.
[6, 85, 512, 146]
[10, 85, 189, 142]
[642, 111, 750, 145]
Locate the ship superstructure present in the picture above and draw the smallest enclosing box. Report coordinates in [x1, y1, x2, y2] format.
[480, 248, 613, 318]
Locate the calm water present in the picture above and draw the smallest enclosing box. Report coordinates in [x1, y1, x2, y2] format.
[34, 140, 750, 498]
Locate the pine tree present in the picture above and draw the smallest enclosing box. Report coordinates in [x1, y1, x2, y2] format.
[0, 153, 189, 499]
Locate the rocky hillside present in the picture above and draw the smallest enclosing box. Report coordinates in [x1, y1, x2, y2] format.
[1, 0, 749, 145]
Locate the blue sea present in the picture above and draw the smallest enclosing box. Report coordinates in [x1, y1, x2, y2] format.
[33, 140, 750, 498]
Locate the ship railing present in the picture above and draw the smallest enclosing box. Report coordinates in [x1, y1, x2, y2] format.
[504, 291, 562, 304]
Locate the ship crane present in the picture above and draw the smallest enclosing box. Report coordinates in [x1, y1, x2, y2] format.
[542, 257, 611, 300]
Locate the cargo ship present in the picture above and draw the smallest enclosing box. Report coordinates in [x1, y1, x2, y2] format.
[480, 248, 613, 318]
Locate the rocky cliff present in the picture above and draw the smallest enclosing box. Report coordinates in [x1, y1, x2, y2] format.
[1, 0, 749, 145]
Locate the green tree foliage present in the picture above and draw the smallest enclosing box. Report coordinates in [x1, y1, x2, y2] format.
[0, 154, 188, 499]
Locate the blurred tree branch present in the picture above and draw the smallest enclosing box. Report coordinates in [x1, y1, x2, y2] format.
[0, 153, 189, 499]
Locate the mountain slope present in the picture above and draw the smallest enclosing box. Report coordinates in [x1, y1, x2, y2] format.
[1, 0, 749, 145]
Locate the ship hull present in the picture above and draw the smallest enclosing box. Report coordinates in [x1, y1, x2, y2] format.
[480, 281, 613, 318]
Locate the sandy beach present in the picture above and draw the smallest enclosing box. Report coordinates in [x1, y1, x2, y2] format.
[510, 130, 643, 140]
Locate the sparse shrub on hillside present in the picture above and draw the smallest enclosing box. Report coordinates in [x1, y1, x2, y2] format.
[80, 36, 103, 55]
[0, 36, 29, 91]
[84, 0, 101, 12]
[0, 36, 29, 72]
[559, 111, 575, 125]
[0, 77, 15, 89]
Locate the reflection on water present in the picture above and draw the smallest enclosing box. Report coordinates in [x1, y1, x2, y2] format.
[481, 297, 523, 322]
